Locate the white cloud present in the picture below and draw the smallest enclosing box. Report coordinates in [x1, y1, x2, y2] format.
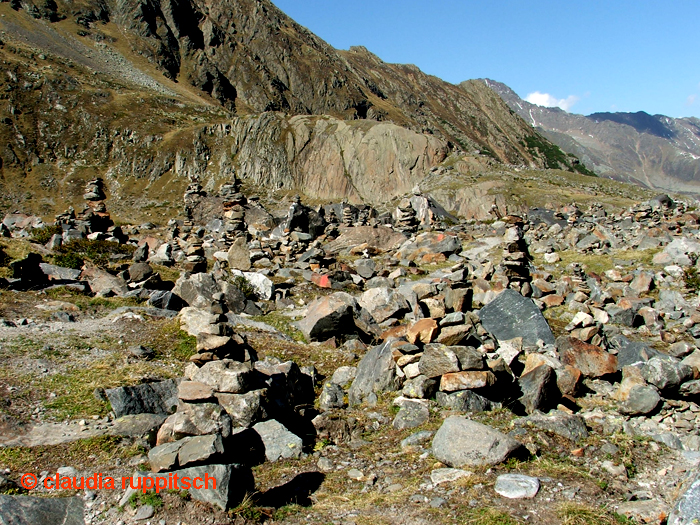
[525, 91, 579, 111]
[687, 94, 697, 106]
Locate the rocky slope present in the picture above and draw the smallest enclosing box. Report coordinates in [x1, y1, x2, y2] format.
[4, 186, 700, 524]
[0, 0, 588, 222]
[483, 79, 700, 194]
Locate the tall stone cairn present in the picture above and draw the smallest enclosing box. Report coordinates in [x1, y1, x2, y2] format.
[183, 175, 205, 229]
[395, 198, 418, 233]
[500, 217, 532, 294]
[220, 179, 247, 246]
[342, 203, 354, 227]
[80, 177, 113, 232]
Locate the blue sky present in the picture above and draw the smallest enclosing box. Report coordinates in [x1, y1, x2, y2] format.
[271, 1, 700, 119]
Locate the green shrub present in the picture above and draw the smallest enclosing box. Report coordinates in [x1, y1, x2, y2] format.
[685, 267, 700, 291]
[31, 225, 62, 244]
[52, 239, 134, 269]
[232, 275, 256, 300]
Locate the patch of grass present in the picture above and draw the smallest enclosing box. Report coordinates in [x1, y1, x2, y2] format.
[250, 312, 307, 343]
[229, 492, 263, 521]
[51, 239, 135, 269]
[527, 456, 593, 481]
[685, 266, 700, 291]
[151, 264, 180, 283]
[557, 503, 633, 525]
[143, 318, 196, 361]
[70, 295, 143, 314]
[129, 491, 164, 510]
[37, 354, 179, 419]
[0, 436, 133, 473]
[535, 248, 660, 278]
[30, 225, 62, 244]
[457, 507, 523, 525]
[0, 239, 34, 277]
[271, 503, 304, 521]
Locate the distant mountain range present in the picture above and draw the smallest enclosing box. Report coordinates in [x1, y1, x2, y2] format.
[483, 79, 700, 194]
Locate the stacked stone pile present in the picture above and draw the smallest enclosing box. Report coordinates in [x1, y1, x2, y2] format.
[395, 198, 419, 233]
[219, 179, 247, 243]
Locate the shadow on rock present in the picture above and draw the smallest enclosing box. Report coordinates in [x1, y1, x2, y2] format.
[256, 471, 325, 508]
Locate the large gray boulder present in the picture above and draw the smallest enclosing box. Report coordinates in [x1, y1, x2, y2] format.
[348, 338, 400, 406]
[435, 390, 499, 412]
[157, 402, 232, 444]
[0, 495, 84, 525]
[432, 416, 523, 468]
[642, 357, 693, 392]
[295, 292, 358, 342]
[190, 360, 252, 394]
[607, 335, 662, 370]
[173, 273, 220, 308]
[215, 390, 267, 428]
[478, 289, 555, 346]
[417, 344, 461, 378]
[518, 364, 560, 414]
[227, 237, 252, 271]
[253, 419, 303, 462]
[358, 287, 409, 324]
[105, 379, 179, 418]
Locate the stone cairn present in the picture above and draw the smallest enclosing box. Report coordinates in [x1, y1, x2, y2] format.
[324, 206, 340, 239]
[566, 204, 582, 226]
[395, 198, 418, 233]
[499, 216, 532, 295]
[188, 292, 254, 366]
[79, 177, 114, 233]
[52, 178, 123, 248]
[357, 208, 369, 227]
[183, 174, 205, 232]
[278, 196, 315, 264]
[342, 202, 354, 227]
[182, 227, 207, 274]
[569, 262, 591, 295]
[219, 179, 247, 246]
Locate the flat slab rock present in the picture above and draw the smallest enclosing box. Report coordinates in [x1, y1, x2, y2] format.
[253, 420, 303, 462]
[478, 289, 555, 346]
[105, 379, 179, 418]
[0, 414, 166, 447]
[494, 474, 540, 499]
[0, 495, 85, 525]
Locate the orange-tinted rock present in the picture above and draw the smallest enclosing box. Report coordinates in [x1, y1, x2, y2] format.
[310, 273, 332, 289]
[421, 253, 447, 264]
[556, 365, 583, 396]
[558, 336, 618, 377]
[436, 325, 470, 346]
[440, 371, 496, 392]
[541, 295, 565, 307]
[381, 325, 408, 341]
[406, 318, 439, 344]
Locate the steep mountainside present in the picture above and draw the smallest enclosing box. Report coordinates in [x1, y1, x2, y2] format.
[482, 79, 700, 193]
[0, 0, 586, 221]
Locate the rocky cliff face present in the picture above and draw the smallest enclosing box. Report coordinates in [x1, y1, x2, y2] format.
[0, 0, 584, 221]
[484, 79, 700, 194]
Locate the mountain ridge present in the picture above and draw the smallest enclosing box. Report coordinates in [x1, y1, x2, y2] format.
[0, 0, 590, 222]
[483, 78, 700, 193]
